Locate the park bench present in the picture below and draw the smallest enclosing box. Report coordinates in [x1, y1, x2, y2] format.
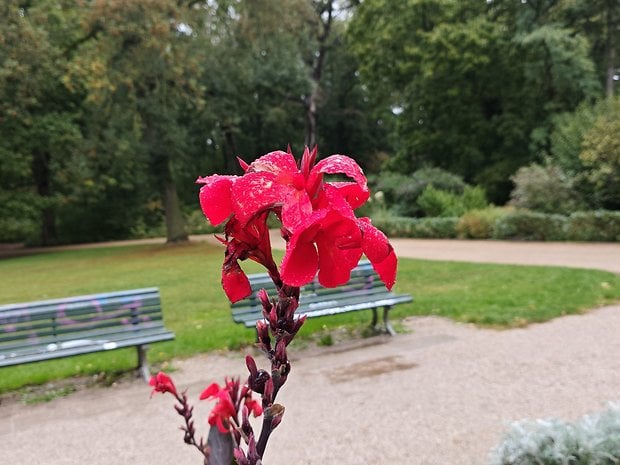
[0, 287, 174, 381]
[231, 260, 413, 336]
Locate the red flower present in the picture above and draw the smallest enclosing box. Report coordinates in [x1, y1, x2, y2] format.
[217, 212, 276, 302]
[200, 379, 262, 434]
[149, 372, 178, 397]
[200, 382, 238, 434]
[196, 146, 397, 300]
[243, 391, 263, 418]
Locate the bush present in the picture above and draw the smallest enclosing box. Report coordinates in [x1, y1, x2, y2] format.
[371, 215, 458, 239]
[417, 185, 488, 217]
[456, 207, 510, 239]
[492, 210, 620, 242]
[509, 163, 585, 214]
[493, 210, 566, 241]
[372, 167, 466, 217]
[565, 211, 620, 242]
[489, 403, 620, 465]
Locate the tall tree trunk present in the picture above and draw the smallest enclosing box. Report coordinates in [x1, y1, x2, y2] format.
[32, 151, 57, 246]
[304, 1, 334, 148]
[162, 165, 188, 243]
[305, 85, 319, 148]
[222, 122, 240, 173]
[605, 1, 616, 99]
[145, 122, 188, 243]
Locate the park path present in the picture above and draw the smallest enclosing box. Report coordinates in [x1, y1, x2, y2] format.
[5, 232, 618, 273]
[1, 236, 619, 465]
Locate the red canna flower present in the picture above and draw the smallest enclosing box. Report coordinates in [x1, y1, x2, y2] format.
[149, 372, 178, 398]
[196, 146, 397, 301]
[199, 379, 262, 434]
[200, 382, 238, 434]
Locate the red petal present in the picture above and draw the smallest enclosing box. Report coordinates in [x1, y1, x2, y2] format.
[315, 217, 363, 287]
[329, 182, 371, 209]
[222, 265, 252, 303]
[281, 188, 313, 232]
[371, 248, 397, 291]
[309, 155, 368, 203]
[300, 146, 317, 178]
[197, 175, 236, 225]
[232, 171, 291, 225]
[316, 184, 357, 219]
[247, 150, 298, 175]
[199, 383, 221, 400]
[358, 217, 397, 290]
[280, 227, 320, 287]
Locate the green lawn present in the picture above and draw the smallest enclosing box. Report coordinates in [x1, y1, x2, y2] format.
[1, 241, 619, 393]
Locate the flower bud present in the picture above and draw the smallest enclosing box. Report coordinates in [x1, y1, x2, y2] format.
[264, 403, 285, 429]
[263, 378, 274, 405]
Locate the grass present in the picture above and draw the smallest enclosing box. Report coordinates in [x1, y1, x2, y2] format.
[1, 240, 619, 393]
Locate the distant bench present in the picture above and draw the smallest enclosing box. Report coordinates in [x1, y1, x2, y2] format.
[0, 287, 174, 381]
[232, 261, 413, 336]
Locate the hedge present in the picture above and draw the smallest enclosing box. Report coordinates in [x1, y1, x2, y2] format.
[370, 210, 620, 242]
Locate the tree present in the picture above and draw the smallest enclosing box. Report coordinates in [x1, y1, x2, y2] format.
[0, 0, 84, 244]
[65, 0, 210, 242]
[348, 0, 600, 202]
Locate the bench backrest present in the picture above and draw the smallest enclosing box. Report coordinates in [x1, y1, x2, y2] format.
[0, 288, 163, 352]
[231, 261, 384, 310]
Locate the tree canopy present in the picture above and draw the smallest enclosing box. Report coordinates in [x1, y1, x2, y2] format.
[0, 0, 617, 244]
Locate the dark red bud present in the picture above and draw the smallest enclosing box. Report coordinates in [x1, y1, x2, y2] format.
[245, 355, 258, 376]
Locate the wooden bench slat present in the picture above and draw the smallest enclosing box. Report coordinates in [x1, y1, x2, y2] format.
[0, 321, 170, 352]
[0, 288, 174, 380]
[0, 316, 168, 345]
[230, 260, 413, 335]
[0, 327, 175, 367]
[0, 295, 161, 322]
[231, 286, 397, 318]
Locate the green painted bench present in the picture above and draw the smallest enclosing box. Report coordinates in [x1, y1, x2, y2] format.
[0, 287, 174, 381]
[231, 261, 413, 336]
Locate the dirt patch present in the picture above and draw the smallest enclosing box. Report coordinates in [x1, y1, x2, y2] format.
[326, 355, 417, 383]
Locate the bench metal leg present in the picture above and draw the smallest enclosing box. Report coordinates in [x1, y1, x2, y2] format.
[370, 307, 395, 336]
[137, 345, 150, 382]
[383, 306, 396, 336]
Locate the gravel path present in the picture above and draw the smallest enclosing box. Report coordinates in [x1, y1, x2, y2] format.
[1, 238, 619, 465]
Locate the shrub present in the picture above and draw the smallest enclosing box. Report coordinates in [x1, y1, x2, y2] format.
[493, 210, 566, 241]
[416, 186, 461, 217]
[372, 167, 466, 217]
[509, 163, 585, 214]
[371, 215, 458, 239]
[565, 211, 620, 242]
[456, 207, 510, 239]
[417, 185, 488, 218]
[489, 403, 620, 465]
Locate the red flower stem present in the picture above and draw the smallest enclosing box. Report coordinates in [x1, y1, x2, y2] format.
[255, 416, 274, 458]
[174, 393, 211, 462]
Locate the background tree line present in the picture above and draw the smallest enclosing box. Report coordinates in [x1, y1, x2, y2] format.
[0, 0, 618, 245]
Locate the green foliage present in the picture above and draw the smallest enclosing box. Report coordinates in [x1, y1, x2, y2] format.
[493, 210, 567, 241]
[547, 97, 620, 210]
[491, 210, 620, 242]
[549, 102, 598, 176]
[564, 211, 620, 242]
[417, 185, 488, 217]
[509, 163, 585, 214]
[456, 207, 510, 239]
[348, 0, 602, 202]
[372, 167, 467, 217]
[371, 215, 458, 239]
[580, 101, 620, 210]
[490, 403, 620, 465]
